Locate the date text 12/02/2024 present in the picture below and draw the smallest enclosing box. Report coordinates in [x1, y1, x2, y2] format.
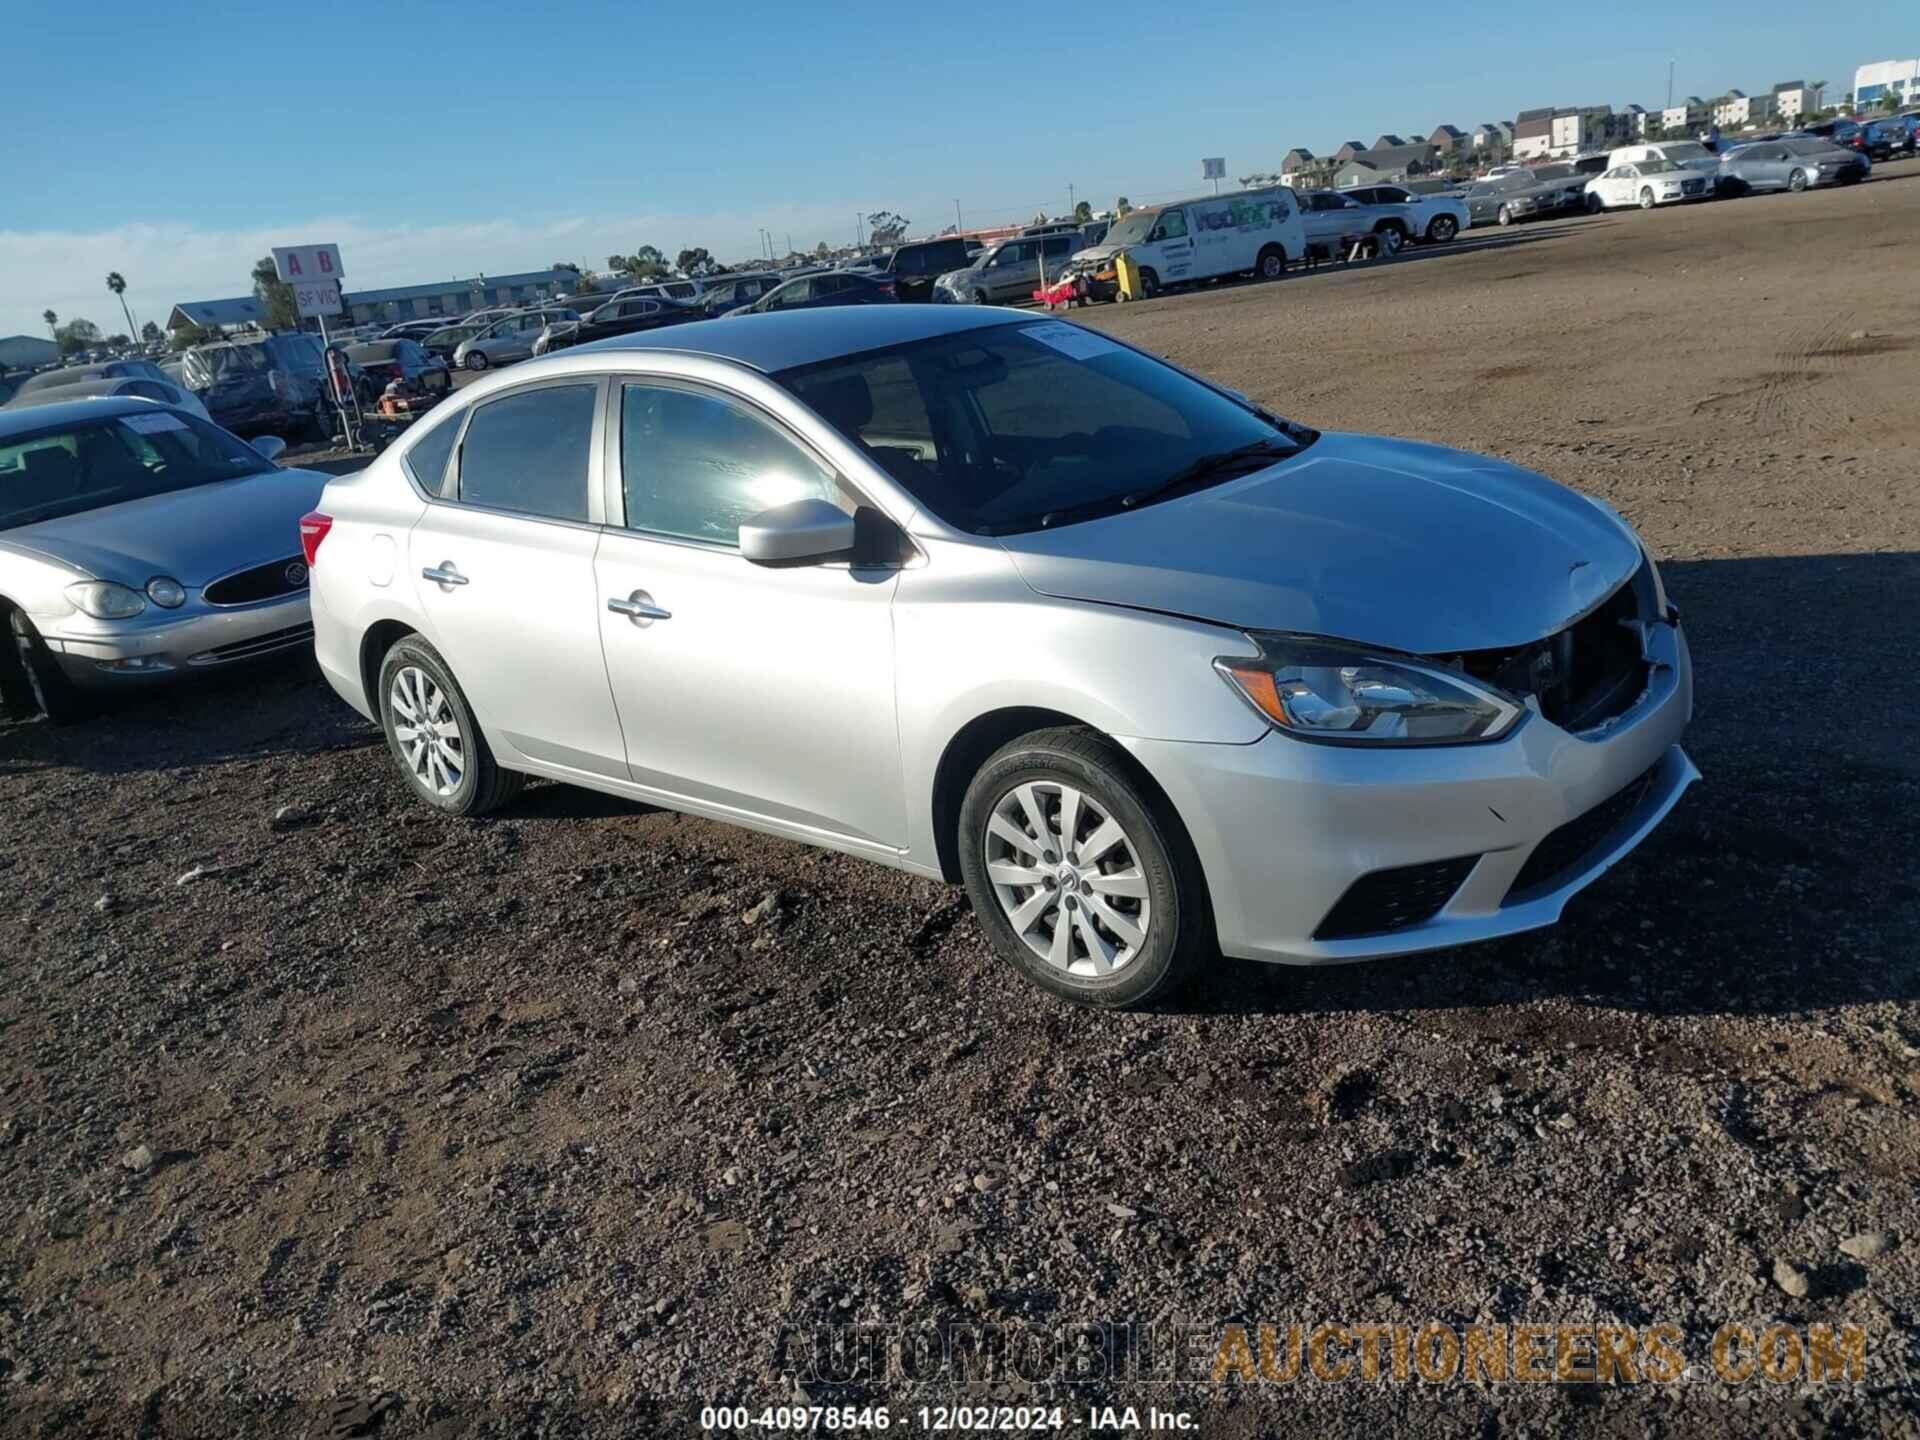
[698, 1405, 1196, 1431]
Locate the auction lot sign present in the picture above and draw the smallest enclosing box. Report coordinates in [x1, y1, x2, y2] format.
[270, 243, 346, 319]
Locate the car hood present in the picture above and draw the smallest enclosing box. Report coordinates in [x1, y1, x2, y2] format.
[0, 466, 330, 587]
[995, 432, 1642, 654]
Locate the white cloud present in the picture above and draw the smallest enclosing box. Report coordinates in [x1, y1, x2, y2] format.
[0, 201, 878, 339]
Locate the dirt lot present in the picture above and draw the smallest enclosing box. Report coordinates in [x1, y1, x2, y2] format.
[4, 167, 1918, 1439]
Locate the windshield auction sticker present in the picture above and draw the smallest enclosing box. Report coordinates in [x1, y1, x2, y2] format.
[1021, 321, 1123, 361]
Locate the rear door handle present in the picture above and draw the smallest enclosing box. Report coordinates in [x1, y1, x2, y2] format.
[422, 564, 468, 587]
[607, 591, 671, 625]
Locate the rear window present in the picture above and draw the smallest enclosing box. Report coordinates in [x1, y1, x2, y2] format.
[455, 385, 596, 522]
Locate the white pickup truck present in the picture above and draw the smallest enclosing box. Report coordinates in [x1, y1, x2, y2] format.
[1296, 187, 1470, 255]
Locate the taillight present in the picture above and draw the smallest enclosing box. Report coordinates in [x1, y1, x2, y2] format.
[298, 511, 333, 567]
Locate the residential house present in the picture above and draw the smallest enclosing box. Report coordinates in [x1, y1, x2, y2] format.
[1662, 97, 1707, 134]
[1549, 106, 1621, 156]
[1332, 140, 1368, 163]
[1472, 121, 1513, 150]
[1372, 134, 1407, 151]
[1332, 141, 1442, 189]
[1513, 107, 1555, 160]
[1428, 124, 1468, 155]
[1852, 59, 1919, 109]
[1771, 80, 1823, 120]
[1712, 91, 1780, 130]
[1280, 147, 1316, 175]
[165, 297, 267, 336]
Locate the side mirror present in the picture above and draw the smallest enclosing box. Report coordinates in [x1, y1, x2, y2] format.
[739, 497, 856, 566]
[253, 434, 288, 462]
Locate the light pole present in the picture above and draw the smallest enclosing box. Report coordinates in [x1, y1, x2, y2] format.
[1667, 59, 1674, 110]
[954, 199, 963, 232]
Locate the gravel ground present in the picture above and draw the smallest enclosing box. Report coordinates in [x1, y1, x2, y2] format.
[4, 166, 1918, 1439]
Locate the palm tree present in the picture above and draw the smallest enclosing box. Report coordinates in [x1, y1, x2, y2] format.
[43, 309, 58, 341]
[106, 272, 136, 342]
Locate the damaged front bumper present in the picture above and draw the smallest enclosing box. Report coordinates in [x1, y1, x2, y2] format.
[1125, 617, 1697, 966]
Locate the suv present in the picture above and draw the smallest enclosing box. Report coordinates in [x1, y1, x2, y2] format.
[696, 273, 786, 315]
[180, 333, 333, 439]
[864, 237, 973, 303]
[934, 232, 1081, 304]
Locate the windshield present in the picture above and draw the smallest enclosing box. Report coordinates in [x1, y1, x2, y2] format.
[1532, 164, 1575, 181]
[0, 411, 274, 531]
[1639, 159, 1681, 174]
[1660, 142, 1711, 162]
[777, 320, 1310, 535]
[1100, 211, 1158, 246]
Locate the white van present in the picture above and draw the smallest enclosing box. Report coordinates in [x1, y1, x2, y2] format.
[1067, 186, 1307, 298]
[1605, 140, 1720, 182]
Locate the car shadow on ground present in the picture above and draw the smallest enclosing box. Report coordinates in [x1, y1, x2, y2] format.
[1185, 551, 1920, 1023]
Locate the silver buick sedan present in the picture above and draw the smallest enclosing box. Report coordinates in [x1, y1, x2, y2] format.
[307, 306, 1696, 1008]
[0, 397, 327, 722]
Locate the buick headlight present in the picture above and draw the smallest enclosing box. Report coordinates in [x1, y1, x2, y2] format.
[1216, 635, 1522, 745]
[67, 580, 148, 619]
[146, 576, 187, 608]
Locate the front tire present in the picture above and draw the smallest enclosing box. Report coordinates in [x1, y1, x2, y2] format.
[376, 635, 523, 816]
[1639, 187, 1656, 210]
[464, 351, 489, 371]
[1425, 214, 1459, 242]
[1586, 193, 1605, 214]
[6, 609, 91, 724]
[957, 728, 1209, 1009]
[1138, 268, 1160, 299]
[1787, 168, 1808, 192]
[1497, 205, 1514, 227]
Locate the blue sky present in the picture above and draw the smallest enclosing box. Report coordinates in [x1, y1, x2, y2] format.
[1, 0, 1908, 338]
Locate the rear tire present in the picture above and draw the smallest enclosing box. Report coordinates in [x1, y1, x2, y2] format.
[376, 635, 523, 817]
[1255, 244, 1287, 279]
[957, 727, 1210, 1009]
[7, 609, 91, 724]
[1373, 222, 1405, 255]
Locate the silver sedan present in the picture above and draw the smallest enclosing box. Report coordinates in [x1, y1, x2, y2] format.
[307, 306, 1696, 1008]
[0, 397, 327, 721]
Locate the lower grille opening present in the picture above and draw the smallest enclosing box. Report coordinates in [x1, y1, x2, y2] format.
[189, 623, 314, 666]
[1314, 855, 1479, 941]
[1504, 763, 1660, 904]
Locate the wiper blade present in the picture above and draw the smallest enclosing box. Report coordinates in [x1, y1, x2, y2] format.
[1120, 437, 1298, 511]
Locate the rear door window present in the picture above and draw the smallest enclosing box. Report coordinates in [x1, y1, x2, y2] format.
[455, 384, 597, 521]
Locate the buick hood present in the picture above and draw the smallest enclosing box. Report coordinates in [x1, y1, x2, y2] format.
[1, 467, 330, 587]
[996, 432, 1643, 654]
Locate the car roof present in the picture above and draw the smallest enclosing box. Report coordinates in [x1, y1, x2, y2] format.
[572, 304, 1024, 373]
[0, 394, 159, 437]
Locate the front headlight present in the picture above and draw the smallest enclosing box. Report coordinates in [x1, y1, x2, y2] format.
[67, 580, 148, 619]
[1216, 635, 1524, 745]
[146, 576, 187, 608]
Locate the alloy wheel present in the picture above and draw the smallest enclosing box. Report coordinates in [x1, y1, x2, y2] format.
[982, 781, 1152, 978]
[389, 665, 466, 797]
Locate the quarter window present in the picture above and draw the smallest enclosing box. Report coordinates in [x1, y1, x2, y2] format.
[455, 384, 597, 521]
[402, 408, 462, 492]
[619, 383, 844, 546]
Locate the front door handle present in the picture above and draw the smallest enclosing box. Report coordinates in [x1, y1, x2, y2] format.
[422, 563, 468, 587]
[607, 590, 671, 625]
